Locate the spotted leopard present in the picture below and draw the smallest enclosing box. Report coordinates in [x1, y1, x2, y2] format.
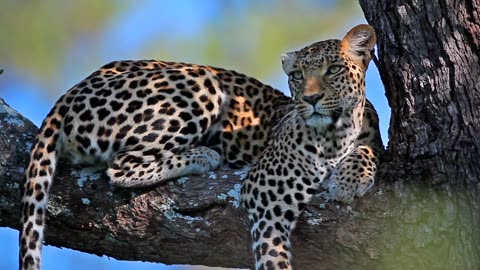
[18, 60, 294, 269]
[19, 25, 381, 270]
[241, 24, 382, 270]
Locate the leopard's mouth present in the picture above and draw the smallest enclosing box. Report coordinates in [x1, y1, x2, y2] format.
[310, 112, 329, 117]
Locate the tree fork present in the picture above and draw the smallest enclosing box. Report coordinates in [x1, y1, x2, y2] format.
[359, 0, 480, 186]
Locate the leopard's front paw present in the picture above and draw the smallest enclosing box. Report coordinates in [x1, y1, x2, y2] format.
[326, 173, 355, 204]
[326, 170, 375, 204]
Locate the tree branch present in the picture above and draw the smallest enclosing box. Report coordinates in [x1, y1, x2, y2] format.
[0, 97, 399, 269]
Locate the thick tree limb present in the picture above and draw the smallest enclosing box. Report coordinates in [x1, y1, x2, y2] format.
[0, 98, 402, 270]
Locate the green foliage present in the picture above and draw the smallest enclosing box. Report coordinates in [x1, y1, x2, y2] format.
[144, 1, 361, 79]
[0, 1, 130, 87]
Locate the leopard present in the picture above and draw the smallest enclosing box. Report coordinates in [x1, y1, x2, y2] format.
[19, 24, 381, 270]
[240, 24, 382, 270]
[18, 59, 294, 269]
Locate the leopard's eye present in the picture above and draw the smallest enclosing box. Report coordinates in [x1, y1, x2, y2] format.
[290, 70, 304, 80]
[326, 65, 343, 75]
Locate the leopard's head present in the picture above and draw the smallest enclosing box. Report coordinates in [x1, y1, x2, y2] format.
[281, 24, 376, 129]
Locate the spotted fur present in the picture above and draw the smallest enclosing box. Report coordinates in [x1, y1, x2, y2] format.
[19, 25, 381, 270]
[19, 60, 293, 270]
[241, 24, 382, 270]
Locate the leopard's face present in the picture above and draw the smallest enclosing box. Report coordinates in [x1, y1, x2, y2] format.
[281, 25, 376, 128]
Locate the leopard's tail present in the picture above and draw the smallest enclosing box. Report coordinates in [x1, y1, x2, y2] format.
[19, 99, 66, 270]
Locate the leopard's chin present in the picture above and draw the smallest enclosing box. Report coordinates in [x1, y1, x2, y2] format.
[304, 113, 333, 128]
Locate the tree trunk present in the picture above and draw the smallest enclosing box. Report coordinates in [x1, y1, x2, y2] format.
[359, 0, 480, 185]
[2, 1, 480, 269]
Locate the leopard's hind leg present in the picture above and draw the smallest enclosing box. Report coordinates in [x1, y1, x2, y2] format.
[107, 146, 221, 187]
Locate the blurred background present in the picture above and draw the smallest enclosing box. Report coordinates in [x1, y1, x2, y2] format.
[0, 1, 388, 269]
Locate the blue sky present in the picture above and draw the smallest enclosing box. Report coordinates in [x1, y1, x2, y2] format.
[0, 1, 389, 270]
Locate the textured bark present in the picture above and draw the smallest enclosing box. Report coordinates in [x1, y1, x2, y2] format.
[359, 0, 480, 186]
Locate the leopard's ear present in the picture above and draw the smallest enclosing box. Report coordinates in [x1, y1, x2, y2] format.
[281, 51, 298, 74]
[340, 24, 376, 68]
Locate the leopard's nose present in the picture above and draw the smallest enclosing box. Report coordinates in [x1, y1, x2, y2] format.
[302, 94, 324, 105]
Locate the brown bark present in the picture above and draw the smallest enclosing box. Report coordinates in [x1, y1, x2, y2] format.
[359, 0, 480, 186]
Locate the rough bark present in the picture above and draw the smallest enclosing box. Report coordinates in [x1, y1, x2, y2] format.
[359, 0, 480, 186]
